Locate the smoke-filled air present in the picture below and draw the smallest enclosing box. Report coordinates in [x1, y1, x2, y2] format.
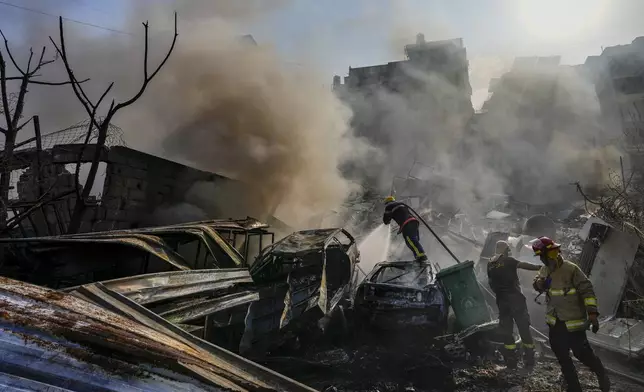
[123, 1, 368, 229]
[0, 0, 627, 232]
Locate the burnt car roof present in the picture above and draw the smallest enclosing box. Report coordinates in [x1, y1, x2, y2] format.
[373, 260, 433, 267]
[0, 234, 191, 270]
[0, 222, 245, 268]
[263, 228, 347, 256]
[196, 217, 270, 231]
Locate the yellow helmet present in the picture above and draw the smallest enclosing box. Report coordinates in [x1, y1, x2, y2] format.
[384, 196, 395, 203]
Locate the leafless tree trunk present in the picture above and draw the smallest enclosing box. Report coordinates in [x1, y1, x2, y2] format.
[0, 31, 85, 230]
[50, 14, 178, 234]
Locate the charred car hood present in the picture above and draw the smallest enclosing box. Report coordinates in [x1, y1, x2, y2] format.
[361, 282, 444, 308]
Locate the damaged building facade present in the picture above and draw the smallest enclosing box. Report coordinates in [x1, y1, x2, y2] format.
[333, 34, 474, 191]
[7, 143, 242, 236]
[585, 37, 644, 170]
[468, 56, 607, 208]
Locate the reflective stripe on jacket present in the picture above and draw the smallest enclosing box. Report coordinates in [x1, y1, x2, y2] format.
[534, 257, 598, 331]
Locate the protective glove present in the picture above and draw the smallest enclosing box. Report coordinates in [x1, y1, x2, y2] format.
[588, 313, 600, 333]
[533, 277, 546, 292]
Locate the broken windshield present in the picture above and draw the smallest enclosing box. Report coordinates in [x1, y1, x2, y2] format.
[373, 264, 433, 288]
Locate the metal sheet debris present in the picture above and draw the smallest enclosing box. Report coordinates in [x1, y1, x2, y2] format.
[96, 269, 254, 305]
[0, 276, 315, 392]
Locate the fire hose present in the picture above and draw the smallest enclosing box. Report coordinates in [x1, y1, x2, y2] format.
[399, 203, 644, 387]
[401, 203, 461, 264]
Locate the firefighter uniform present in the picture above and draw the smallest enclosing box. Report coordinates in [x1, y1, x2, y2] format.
[532, 245, 609, 392]
[383, 197, 427, 261]
[487, 243, 537, 368]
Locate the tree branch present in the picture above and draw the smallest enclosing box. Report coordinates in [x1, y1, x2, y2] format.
[49, 18, 101, 131]
[24, 78, 90, 86]
[113, 12, 178, 113]
[14, 116, 33, 133]
[2, 189, 76, 233]
[26, 48, 34, 74]
[11, 76, 29, 129]
[0, 52, 13, 132]
[73, 82, 113, 200]
[0, 30, 25, 75]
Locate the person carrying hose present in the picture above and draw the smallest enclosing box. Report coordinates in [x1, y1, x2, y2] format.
[487, 240, 541, 369]
[382, 196, 428, 262]
[532, 236, 610, 392]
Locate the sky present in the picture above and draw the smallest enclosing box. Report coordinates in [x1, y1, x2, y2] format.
[4, 0, 644, 108]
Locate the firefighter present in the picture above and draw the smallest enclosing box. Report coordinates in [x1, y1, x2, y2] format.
[532, 236, 610, 392]
[487, 240, 541, 369]
[382, 196, 428, 262]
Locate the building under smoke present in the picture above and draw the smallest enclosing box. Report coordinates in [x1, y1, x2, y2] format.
[585, 37, 644, 170]
[333, 34, 474, 194]
[468, 55, 608, 207]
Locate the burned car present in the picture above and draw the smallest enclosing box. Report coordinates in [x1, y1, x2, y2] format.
[353, 260, 448, 331]
[237, 228, 360, 354]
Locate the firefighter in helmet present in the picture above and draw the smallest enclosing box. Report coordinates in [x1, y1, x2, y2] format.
[382, 196, 427, 262]
[532, 236, 610, 392]
[487, 240, 541, 369]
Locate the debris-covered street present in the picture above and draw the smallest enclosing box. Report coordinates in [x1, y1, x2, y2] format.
[261, 326, 644, 392]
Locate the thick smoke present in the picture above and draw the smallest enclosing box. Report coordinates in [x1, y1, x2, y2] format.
[3, 1, 368, 229]
[131, 15, 364, 228]
[2, 1, 625, 235]
[340, 47, 621, 219]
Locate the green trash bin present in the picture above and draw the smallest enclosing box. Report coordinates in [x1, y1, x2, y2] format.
[436, 260, 491, 331]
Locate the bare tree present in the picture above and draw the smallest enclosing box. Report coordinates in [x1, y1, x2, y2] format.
[0, 31, 86, 229]
[49, 14, 178, 234]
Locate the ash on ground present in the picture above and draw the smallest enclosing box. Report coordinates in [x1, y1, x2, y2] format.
[261, 329, 642, 392]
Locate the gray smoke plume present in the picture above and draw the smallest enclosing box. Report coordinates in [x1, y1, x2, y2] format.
[339, 50, 621, 218]
[121, 8, 366, 228]
[1, 0, 625, 234]
[2, 0, 369, 229]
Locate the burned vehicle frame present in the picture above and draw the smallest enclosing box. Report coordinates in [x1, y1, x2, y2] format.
[0, 220, 256, 289]
[242, 228, 360, 355]
[353, 260, 448, 332]
[191, 217, 276, 263]
[55, 227, 361, 359]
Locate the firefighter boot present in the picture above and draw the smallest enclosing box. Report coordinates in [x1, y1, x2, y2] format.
[523, 346, 535, 368]
[503, 346, 518, 370]
[598, 372, 611, 392]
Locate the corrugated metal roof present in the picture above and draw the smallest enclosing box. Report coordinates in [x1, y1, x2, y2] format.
[0, 277, 316, 392]
[92, 269, 254, 305]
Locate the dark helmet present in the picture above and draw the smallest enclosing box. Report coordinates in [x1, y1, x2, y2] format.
[531, 236, 561, 256]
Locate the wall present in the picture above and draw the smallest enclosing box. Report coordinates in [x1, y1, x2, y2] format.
[14, 145, 237, 235]
[97, 146, 234, 231]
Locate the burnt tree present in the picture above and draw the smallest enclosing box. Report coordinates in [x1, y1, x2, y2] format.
[50, 14, 178, 234]
[0, 31, 86, 229]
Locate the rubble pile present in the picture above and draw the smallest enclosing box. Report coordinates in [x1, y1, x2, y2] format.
[453, 359, 642, 392]
[266, 337, 643, 391]
[558, 225, 584, 261]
